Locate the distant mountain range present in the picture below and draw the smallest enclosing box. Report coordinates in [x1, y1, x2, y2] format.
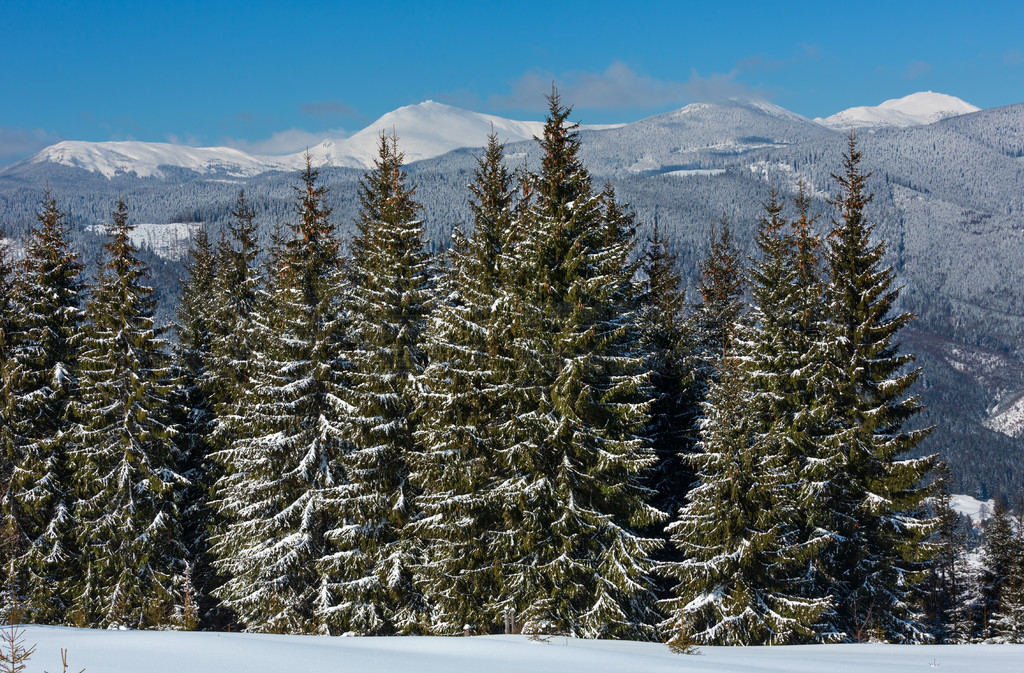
[1, 91, 1021, 500]
[3, 93, 976, 179]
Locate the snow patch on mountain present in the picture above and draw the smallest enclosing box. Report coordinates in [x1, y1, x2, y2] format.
[85, 222, 202, 260]
[950, 494, 995, 522]
[817, 92, 980, 130]
[984, 392, 1024, 438]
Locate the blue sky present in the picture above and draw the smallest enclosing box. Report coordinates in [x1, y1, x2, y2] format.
[1, 0, 1022, 164]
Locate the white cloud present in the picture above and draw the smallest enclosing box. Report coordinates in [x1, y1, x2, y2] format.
[487, 62, 772, 112]
[220, 127, 349, 156]
[0, 127, 63, 166]
[903, 60, 933, 80]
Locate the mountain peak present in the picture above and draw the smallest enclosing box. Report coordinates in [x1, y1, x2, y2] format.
[816, 91, 980, 130]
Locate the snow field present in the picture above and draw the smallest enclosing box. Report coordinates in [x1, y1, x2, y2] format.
[16, 626, 1024, 673]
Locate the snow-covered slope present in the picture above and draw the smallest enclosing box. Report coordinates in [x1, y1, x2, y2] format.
[817, 92, 980, 130]
[85, 222, 201, 260]
[17, 626, 1024, 673]
[27, 141, 288, 179]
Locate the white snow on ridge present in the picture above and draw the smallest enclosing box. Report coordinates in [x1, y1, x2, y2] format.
[32, 141, 288, 179]
[18, 101, 618, 179]
[85, 222, 202, 260]
[817, 91, 980, 130]
[18, 626, 1024, 673]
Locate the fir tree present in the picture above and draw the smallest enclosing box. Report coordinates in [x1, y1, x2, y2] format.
[173, 226, 218, 629]
[639, 225, 696, 523]
[693, 217, 743, 371]
[989, 502, 1024, 643]
[921, 462, 969, 642]
[661, 190, 830, 646]
[199, 191, 264, 629]
[69, 197, 184, 628]
[2, 192, 84, 624]
[978, 497, 1018, 639]
[812, 133, 936, 642]
[321, 133, 430, 635]
[212, 159, 347, 634]
[0, 233, 19, 604]
[411, 133, 520, 634]
[494, 93, 663, 639]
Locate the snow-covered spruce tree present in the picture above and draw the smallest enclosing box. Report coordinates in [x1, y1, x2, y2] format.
[0, 235, 16, 595]
[411, 133, 521, 634]
[1, 192, 84, 624]
[638, 219, 698, 527]
[172, 225, 218, 629]
[692, 217, 743, 377]
[920, 462, 970, 642]
[194, 191, 264, 630]
[661, 190, 831, 647]
[69, 197, 184, 628]
[812, 133, 936, 642]
[494, 93, 663, 639]
[320, 133, 430, 636]
[989, 503, 1024, 643]
[211, 158, 347, 634]
[208, 191, 264, 438]
[978, 498, 1018, 640]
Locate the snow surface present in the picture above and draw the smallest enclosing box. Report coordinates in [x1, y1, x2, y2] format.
[18, 101, 618, 178]
[15, 626, 1024, 673]
[950, 494, 995, 522]
[84, 222, 202, 260]
[816, 92, 980, 130]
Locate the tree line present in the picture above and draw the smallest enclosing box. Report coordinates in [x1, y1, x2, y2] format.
[1, 93, 1021, 645]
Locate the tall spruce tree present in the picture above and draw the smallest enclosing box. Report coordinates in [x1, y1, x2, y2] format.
[2, 192, 84, 624]
[494, 92, 663, 639]
[978, 498, 1018, 639]
[173, 226, 219, 629]
[693, 217, 743, 372]
[70, 197, 184, 628]
[921, 462, 969, 642]
[0, 234, 17, 597]
[661, 190, 831, 646]
[212, 159, 347, 634]
[321, 133, 430, 635]
[989, 502, 1024, 643]
[639, 225, 696, 524]
[812, 133, 935, 642]
[411, 133, 520, 634]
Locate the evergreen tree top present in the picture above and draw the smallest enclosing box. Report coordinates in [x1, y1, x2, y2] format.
[535, 89, 591, 219]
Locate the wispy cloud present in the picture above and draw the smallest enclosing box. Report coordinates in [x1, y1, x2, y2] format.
[221, 127, 348, 156]
[165, 132, 204, 147]
[487, 62, 773, 112]
[0, 127, 63, 167]
[300, 100, 364, 121]
[903, 60, 932, 80]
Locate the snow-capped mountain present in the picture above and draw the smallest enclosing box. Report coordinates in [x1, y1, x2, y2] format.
[26, 141, 287, 179]
[816, 91, 980, 130]
[298, 100, 551, 169]
[12, 101, 591, 179]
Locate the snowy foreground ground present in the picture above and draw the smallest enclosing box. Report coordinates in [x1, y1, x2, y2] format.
[18, 626, 1024, 673]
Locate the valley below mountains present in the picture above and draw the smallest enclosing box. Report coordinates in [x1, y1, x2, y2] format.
[2, 92, 1022, 498]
